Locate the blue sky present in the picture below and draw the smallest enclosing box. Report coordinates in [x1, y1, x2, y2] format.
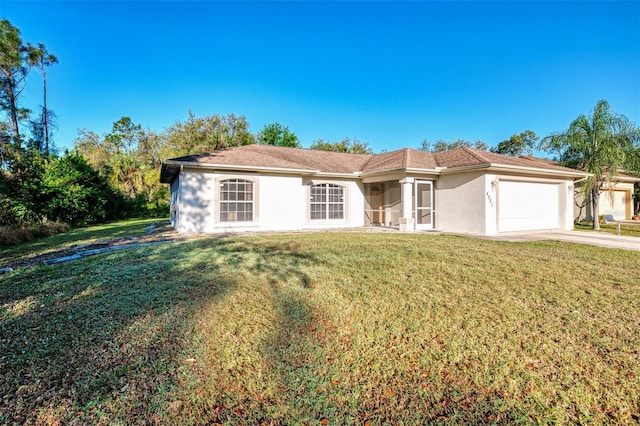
[2, 1, 639, 154]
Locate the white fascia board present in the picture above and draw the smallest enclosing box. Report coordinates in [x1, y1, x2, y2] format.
[487, 164, 591, 179]
[612, 174, 640, 183]
[360, 167, 441, 179]
[439, 163, 590, 180]
[311, 171, 363, 179]
[405, 167, 442, 176]
[168, 161, 319, 176]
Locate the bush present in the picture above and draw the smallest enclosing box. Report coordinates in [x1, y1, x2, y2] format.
[40, 153, 129, 226]
[0, 221, 69, 246]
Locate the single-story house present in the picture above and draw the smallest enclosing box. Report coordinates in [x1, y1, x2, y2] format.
[573, 173, 640, 221]
[159, 144, 589, 236]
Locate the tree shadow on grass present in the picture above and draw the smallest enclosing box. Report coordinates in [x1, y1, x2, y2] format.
[204, 239, 335, 423]
[0, 236, 324, 424]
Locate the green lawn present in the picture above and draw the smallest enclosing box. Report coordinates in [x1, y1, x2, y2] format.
[0, 218, 167, 266]
[1, 231, 638, 424]
[575, 221, 640, 237]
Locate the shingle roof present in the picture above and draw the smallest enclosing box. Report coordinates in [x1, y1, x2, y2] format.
[168, 144, 371, 173]
[160, 144, 587, 183]
[434, 147, 584, 173]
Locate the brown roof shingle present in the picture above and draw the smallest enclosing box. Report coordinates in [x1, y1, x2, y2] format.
[168, 144, 370, 173]
[161, 144, 587, 183]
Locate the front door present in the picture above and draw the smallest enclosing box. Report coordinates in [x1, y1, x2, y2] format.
[369, 183, 384, 225]
[414, 180, 433, 230]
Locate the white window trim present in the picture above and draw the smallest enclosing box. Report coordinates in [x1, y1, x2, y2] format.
[215, 176, 259, 226]
[306, 181, 349, 224]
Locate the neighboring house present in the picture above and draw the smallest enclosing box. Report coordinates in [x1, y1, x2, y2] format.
[573, 173, 640, 221]
[160, 145, 588, 236]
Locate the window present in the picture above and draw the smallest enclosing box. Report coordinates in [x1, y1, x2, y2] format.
[310, 184, 344, 220]
[220, 179, 254, 222]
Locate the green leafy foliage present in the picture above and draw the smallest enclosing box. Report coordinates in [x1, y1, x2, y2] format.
[310, 137, 374, 154]
[257, 122, 300, 147]
[0, 19, 30, 141]
[419, 138, 488, 152]
[158, 111, 256, 159]
[490, 130, 539, 157]
[540, 100, 640, 229]
[40, 153, 124, 225]
[0, 150, 135, 244]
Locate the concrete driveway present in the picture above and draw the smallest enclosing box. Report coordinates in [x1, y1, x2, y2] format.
[492, 230, 640, 252]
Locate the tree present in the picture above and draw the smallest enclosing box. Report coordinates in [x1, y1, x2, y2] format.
[540, 100, 640, 230]
[40, 152, 125, 225]
[0, 120, 13, 167]
[74, 120, 162, 214]
[161, 112, 255, 159]
[1, 148, 46, 225]
[105, 116, 145, 154]
[310, 137, 374, 154]
[74, 129, 111, 173]
[26, 43, 58, 155]
[108, 152, 146, 199]
[0, 19, 30, 142]
[491, 130, 539, 157]
[419, 138, 487, 152]
[257, 122, 300, 147]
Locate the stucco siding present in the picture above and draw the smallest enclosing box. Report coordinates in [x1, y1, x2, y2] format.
[175, 169, 364, 234]
[574, 182, 635, 221]
[170, 178, 180, 230]
[255, 175, 306, 231]
[561, 181, 574, 230]
[179, 169, 219, 234]
[436, 171, 488, 235]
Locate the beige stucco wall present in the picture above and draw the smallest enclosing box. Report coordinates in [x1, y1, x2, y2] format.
[435, 171, 489, 235]
[174, 169, 364, 234]
[436, 173, 574, 235]
[170, 178, 180, 230]
[574, 182, 635, 221]
[559, 180, 573, 230]
[179, 169, 219, 234]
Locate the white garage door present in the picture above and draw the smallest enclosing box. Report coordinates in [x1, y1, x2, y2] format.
[498, 181, 559, 232]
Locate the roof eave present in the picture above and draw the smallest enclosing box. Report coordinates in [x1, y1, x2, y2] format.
[486, 164, 591, 179]
[360, 167, 441, 178]
[438, 163, 591, 179]
[162, 160, 319, 176]
[312, 171, 362, 179]
[611, 174, 640, 183]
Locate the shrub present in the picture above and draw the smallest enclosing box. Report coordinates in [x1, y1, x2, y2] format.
[40, 153, 129, 226]
[0, 221, 69, 246]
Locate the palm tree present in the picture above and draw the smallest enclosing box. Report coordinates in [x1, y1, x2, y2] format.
[541, 100, 640, 230]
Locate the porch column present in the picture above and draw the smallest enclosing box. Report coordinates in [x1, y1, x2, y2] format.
[399, 177, 414, 232]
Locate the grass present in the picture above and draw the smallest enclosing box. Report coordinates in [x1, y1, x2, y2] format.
[1, 231, 639, 424]
[574, 221, 640, 237]
[0, 217, 167, 266]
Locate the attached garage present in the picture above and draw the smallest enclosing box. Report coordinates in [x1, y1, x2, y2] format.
[498, 181, 560, 232]
[162, 145, 588, 236]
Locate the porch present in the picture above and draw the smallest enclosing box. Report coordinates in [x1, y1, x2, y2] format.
[363, 178, 435, 231]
